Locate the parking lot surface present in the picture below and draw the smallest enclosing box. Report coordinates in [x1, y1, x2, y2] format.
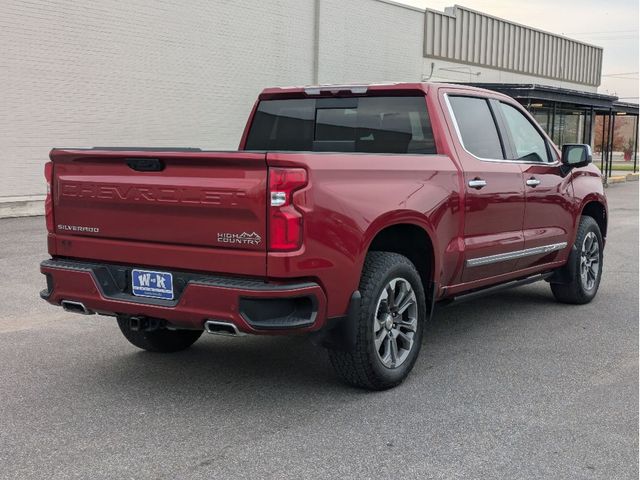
[0, 183, 637, 479]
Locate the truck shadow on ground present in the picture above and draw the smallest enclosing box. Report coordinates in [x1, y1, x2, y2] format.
[82, 283, 563, 401]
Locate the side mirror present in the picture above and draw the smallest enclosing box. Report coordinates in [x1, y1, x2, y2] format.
[561, 144, 592, 169]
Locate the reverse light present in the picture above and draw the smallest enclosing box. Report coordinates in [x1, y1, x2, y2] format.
[268, 168, 307, 251]
[44, 161, 54, 233]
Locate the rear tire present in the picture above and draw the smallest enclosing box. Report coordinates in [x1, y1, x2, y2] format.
[327, 252, 426, 390]
[117, 316, 203, 353]
[551, 216, 603, 304]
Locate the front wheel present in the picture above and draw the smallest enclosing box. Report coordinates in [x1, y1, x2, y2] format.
[327, 252, 426, 390]
[551, 216, 603, 304]
[117, 316, 203, 353]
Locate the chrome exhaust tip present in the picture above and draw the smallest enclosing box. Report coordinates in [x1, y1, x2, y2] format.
[204, 320, 245, 337]
[61, 300, 94, 315]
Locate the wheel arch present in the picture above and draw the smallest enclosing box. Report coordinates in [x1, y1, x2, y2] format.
[580, 198, 608, 240]
[363, 216, 438, 301]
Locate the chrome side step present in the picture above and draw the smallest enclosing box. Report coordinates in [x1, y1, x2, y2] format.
[443, 272, 553, 305]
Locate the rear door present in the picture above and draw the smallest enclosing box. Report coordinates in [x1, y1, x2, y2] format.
[50, 149, 268, 273]
[443, 93, 526, 284]
[495, 101, 574, 269]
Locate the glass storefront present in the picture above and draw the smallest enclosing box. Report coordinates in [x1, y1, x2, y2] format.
[468, 84, 638, 175]
[553, 109, 586, 146]
[527, 105, 587, 146]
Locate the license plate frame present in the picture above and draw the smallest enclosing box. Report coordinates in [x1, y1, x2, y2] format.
[131, 269, 174, 300]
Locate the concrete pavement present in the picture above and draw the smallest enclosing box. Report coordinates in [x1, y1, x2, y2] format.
[0, 183, 637, 479]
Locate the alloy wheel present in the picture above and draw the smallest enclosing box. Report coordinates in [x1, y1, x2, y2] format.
[580, 231, 600, 291]
[373, 278, 418, 368]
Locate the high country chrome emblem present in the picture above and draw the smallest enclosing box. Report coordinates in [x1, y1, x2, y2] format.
[217, 232, 262, 246]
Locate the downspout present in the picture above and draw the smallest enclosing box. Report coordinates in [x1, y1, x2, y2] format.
[312, 0, 321, 85]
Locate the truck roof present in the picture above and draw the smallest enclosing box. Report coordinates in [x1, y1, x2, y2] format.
[258, 82, 503, 100]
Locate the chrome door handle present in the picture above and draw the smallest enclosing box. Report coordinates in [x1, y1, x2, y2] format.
[468, 178, 487, 189]
[526, 177, 541, 187]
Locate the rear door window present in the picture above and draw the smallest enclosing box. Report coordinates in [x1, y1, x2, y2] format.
[448, 96, 504, 159]
[245, 96, 436, 154]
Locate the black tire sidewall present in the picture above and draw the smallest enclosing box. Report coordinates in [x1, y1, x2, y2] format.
[574, 217, 604, 302]
[360, 258, 426, 386]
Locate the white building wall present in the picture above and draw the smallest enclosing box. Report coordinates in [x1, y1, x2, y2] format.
[0, 0, 601, 205]
[1, 0, 315, 200]
[317, 0, 425, 83]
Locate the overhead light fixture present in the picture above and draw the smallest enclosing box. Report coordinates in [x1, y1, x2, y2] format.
[530, 103, 544, 108]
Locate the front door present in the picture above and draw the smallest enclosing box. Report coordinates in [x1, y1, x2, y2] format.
[495, 101, 574, 270]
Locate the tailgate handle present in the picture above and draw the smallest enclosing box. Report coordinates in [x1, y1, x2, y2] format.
[126, 158, 165, 172]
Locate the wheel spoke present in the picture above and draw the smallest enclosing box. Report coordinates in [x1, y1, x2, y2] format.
[584, 235, 593, 253]
[388, 334, 399, 367]
[374, 317, 384, 333]
[396, 292, 415, 315]
[394, 282, 408, 308]
[375, 329, 387, 351]
[386, 284, 395, 308]
[397, 317, 417, 332]
[395, 330, 413, 349]
[380, 335, 392, 365]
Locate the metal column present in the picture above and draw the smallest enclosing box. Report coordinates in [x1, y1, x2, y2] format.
[600, 113, 607, 173]
[586, 107, 594, 145]
[607, 111, 615, 180]
[634, 115, 639, 174]
[550, 102, 557, 142]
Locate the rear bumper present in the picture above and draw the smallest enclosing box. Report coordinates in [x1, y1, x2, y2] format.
[40, 259, 327, 334]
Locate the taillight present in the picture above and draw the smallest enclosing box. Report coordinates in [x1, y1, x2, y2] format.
[44, 161, 54, 233]
[268, 167, 307, 251]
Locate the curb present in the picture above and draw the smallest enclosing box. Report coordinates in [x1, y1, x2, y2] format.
[608, 176, 627, 184]
[604, 172, 638, 187]
[0, 197, 45, 219]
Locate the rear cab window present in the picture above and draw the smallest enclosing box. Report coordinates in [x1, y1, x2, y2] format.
[245, 96, 436, 154]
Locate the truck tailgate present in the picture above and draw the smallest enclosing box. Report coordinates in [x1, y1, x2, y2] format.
[50, 149, 268, 275]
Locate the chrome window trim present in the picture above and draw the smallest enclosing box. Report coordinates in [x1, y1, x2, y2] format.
[444, 94, 560, 167]
[466, 242, 568, 267]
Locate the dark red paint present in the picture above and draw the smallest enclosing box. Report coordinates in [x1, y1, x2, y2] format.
[41, 83, 607, 333]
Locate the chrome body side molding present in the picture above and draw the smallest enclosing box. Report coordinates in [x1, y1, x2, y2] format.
[467, 242, 568, 267]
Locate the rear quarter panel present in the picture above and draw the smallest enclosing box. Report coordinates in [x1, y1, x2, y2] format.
[266, 152, 462, 318]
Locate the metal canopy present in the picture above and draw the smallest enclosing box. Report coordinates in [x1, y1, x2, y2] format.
[463, 83, 630, 111]
[612, 102, 640, 115]
[460, 82, 639, 180]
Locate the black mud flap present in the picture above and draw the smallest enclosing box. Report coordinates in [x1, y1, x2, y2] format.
[548, 244, 578, 285]
[310, 291, 361, 351]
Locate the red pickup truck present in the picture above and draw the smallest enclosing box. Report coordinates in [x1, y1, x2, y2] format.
[41, 83, 607, 390]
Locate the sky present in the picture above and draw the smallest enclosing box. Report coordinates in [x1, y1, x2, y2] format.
[398, 0, 639, 101]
